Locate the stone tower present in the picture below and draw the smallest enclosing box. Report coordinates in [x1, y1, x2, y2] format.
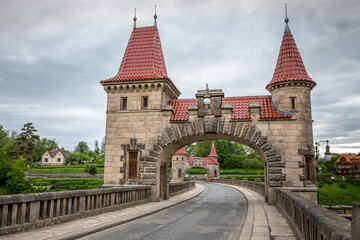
[266, 14, 317, 186]
[101, 19, 180, 189]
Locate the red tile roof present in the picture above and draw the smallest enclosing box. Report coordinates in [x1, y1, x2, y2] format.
[335, 154, 360, 165]
[169, 96, 291, 121]
[188, 157, 220, 165]
[175, 147, 188, 155]
[266, 29, 316, 90]
[48, 148, 69, 158]
[209, 143, 218, 157]
[101, 26, 180, 95]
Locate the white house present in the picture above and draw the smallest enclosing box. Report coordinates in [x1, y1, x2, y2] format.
[41, 148, 69, 166]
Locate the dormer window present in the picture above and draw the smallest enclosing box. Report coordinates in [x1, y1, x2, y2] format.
[142, 97, 148, 109]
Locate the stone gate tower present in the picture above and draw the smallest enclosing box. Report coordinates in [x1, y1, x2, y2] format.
[101, 12, 317, 203]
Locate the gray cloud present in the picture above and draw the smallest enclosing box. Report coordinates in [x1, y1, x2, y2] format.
[0, 0, 359, 154]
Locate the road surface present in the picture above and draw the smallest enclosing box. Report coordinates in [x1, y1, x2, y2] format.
[81, 183, 248, 240]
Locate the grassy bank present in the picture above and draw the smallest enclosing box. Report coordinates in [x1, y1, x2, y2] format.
[185, 168, 264, 175]
[317, 174, 360, 206]
[30, 164, 104, 174]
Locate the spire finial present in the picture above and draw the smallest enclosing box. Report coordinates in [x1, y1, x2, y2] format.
[154, 5, 157, 27]
[284, 3, 290, 33]
[133, 8, 137, 29]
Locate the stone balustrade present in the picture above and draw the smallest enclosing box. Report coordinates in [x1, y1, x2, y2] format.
[211, 179, 265, 195]
[169, 181, 195, 196]
[211, 179, 352, 240]
[0, 186, 151, 235]
[275, 188, 351, 240]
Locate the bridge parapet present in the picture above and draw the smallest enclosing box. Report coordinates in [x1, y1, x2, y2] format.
[0, 186, 151, 235]
[212, 179, 352, 240]
[169, 181, 195, 196]
[275, 188, 351, 240]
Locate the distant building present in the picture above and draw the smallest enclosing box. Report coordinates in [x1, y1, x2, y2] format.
[41, 148, 69, 166]
[335, 154, 360, 179]
[172, 143, 220, 182]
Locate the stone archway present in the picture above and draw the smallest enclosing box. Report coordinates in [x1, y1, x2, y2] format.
[146, 117, 282, 202]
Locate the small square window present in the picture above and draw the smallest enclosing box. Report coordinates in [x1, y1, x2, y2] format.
[142, 97, 148, 109]
[45, 158, 48, 162]
[121, 98, 127, 110]
[57, 158, 61, 162]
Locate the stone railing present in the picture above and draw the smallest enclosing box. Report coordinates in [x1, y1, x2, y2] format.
[212, 178, 352, 240]
[169, 181, 195, 196]
[26, 173, 104, 178]
[0, 186, 151, 235]
[275, 188, 352, 240]
[211, 179, 265, 195]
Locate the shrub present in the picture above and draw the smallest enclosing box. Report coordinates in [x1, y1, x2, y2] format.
[6, 171, 30, 194]
[339, 182, 347, 189]
[88, 165, 97, 175]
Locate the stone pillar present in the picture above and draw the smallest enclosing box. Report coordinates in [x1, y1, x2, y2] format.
[249, 102, 261, 122]
[352, 202, 360, 240]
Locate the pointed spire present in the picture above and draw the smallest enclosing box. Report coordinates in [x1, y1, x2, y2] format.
[284, 4, 290, 33]
[175, 147, 188, 155]
[266, 9, 316, 91]
[154, 5, 158, 27]
[133, 8, 137, 29]
[209, 142, 218, 158]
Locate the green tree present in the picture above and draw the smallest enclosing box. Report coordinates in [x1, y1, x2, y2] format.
[190, 141, 212, 157]
[94, 140, 100, 156]
[75, 141, 89, 154]
[0, 148, 13, 185]
[0, 125, 15, 161]
[100, 138, 105, 155]
[222, 154, 246, 169]
[34, 138, 58, 161]
[65, 151, 82, 164]
[13, 123, 39, 164]
[5, 156, 29, 194]
[214, 140, 230, 165]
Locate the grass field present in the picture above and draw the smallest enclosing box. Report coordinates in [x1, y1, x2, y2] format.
[30, 165, 104, 174]
[185, 168, 264, 175]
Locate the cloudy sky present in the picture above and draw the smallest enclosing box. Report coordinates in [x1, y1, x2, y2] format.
[0, 0, 359, 156]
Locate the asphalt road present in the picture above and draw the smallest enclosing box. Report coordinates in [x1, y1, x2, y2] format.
[81, 183, 248, 240]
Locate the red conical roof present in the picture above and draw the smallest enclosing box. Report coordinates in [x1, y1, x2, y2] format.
[101, 26, 180, 94]
[266, 22, 316, 91]
[175, 147, 188, 155]
[209, 143, 218, 157]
